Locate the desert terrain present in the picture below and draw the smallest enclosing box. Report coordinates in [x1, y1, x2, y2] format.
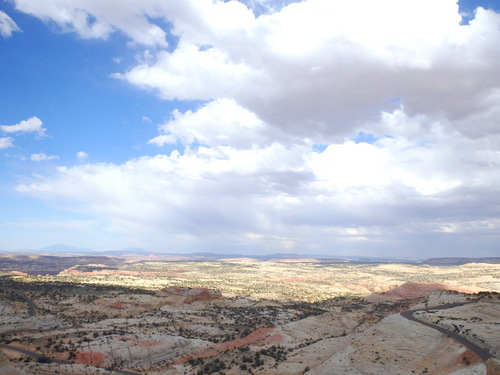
[0, 256, 498, 374]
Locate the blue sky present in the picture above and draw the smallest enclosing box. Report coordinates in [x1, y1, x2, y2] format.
[1, 0, 499, 257]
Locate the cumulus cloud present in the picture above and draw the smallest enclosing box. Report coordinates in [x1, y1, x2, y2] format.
[113, 42, 258, 101]
[11, 1, 500, 137]
[0, 10, 21, 38]
[17, 105, 500, 256]
[104, 0, 500, 142]
[11, 0, 500, 256]
[149, 98, 270, 148]
[1, 117, 46, 136]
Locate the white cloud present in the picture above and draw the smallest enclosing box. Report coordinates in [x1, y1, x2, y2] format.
[0, 137, 14, 149]
[15, 148, 311, 252]
[149, 98, 270, 148]
[11, 0, 174, 46]
[16, 105, 500, 256]
[30, 153, 59, 162]
[10, 0, 500, 256]
[0, 10, 21, 38]
[77, 151, 88, 161]
[1, 117, 45, 136]
[113, 42, 258, 101]
[103, 0, 500, 142]
[11, 1, 500, 138]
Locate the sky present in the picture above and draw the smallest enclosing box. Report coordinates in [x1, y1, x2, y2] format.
[0, 0, 499, 258]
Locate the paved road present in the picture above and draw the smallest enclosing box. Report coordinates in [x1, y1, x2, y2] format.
[0, 287, 140, 374]
[0, 287, 37, 316]
[401, 302, 495, 361]
[0, 343, 66, 364]
[0, 343, 141, 375]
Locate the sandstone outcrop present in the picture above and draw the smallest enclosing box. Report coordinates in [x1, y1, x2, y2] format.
[487, 358, 500, 375]
[158, 286, 223, 304]
[367, 282, 476, 302]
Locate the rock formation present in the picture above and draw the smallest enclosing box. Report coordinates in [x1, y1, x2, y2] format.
[487, 358, 500, 375]
[158, 286, 223, 304]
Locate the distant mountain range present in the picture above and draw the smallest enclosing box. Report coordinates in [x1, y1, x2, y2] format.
[421, 257, 500, 265]
[1, 244, 498, 266]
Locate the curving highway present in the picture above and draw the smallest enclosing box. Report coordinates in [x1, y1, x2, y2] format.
[0, 287, 37, 316]
[401, 302, 495, 362]
[0, 287, 140, 375]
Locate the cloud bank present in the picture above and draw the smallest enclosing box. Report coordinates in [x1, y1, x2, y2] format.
[11, 0, 500, 256]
